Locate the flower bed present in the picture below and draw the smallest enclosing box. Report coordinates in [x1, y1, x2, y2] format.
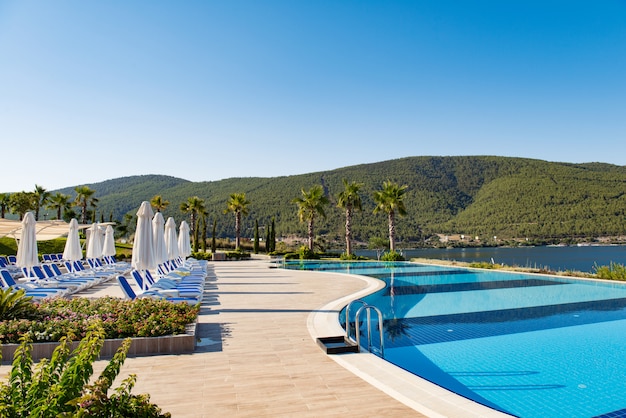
[0, 296, 200, 363]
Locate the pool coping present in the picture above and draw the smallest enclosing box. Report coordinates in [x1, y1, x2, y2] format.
[305, 269, 515, 418]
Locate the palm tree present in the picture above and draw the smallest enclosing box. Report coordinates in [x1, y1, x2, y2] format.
[73, 186, 98, 224]
[224, 193, 250, 250]
[47, 193, 72, 220]
[150, 195, 170, 212]
[292, 185, 329, 251]
[373, 180, 408, 252]
[180, 196, 205, 252]
[33, 184, 50, 221]
[337, 180, 363, 257]
[0, 193, 10, 218]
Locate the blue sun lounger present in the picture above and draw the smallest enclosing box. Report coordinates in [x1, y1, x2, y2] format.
[116, 276, 199, 305]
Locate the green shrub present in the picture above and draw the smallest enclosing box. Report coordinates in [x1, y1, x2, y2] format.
[297, 246, 319, 260]
[339, 253, 368, 261]
[469, 261, 502, 269]
[594, 262, 626, 281]
[225, 251, 251, 260]
[381, 250, 404, 262]
[0, 288, 38, 321]
[190, 251, 212, 260]
[0, 323, 171, 417]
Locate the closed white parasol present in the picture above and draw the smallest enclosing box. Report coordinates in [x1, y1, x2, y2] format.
[164, 217, 179, 264]
[16, 212, 39, 277]
[86, 222, 103, 260]
[102, 225, 116, 258]
[178, 220, 192, 259]
[152, 212, 168, 267]
[132, 201, 156, 289]
[63, 218, 83, 270]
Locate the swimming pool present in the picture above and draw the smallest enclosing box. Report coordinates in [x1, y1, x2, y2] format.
[284, 260, 626, 418]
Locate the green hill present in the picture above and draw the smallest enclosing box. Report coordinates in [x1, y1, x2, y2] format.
[42, 156, 626, 246]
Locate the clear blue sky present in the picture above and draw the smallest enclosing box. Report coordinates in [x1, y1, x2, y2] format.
[1, 1, 625, 193]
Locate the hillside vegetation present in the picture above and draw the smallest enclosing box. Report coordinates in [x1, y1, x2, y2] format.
[34, 156, 626, 246]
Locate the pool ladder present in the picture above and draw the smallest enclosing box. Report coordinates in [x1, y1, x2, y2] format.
[345, 299, 384, 358]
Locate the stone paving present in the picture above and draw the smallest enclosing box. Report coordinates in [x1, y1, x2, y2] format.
[82, 259, 423, 417]
[1, 258, 513, 417]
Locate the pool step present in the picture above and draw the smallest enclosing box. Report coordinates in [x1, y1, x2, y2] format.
[316, 336, 359, 354]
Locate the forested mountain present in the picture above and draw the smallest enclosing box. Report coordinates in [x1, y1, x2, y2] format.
[52, 156, 626, 246]
[56, 175, 191, 220]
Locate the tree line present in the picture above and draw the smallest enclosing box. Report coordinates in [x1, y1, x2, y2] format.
[155, 178, 409, 258]
[0, 185, 99, 224]
[0, 178, 412, 259]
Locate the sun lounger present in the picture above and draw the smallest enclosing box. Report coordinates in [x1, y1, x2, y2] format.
[116, 276, 199, 305]
[1, 269, 69, 298]
[41, 264, 102, 290]
[64, 260, 116, 279]
[87, 257, 130, 274]
[0, 257, 20, 276]
[21, 266, 84, 293]
[132, 270, 203, 300]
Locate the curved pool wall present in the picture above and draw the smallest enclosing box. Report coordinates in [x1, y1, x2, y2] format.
[289, 260, 626, 418]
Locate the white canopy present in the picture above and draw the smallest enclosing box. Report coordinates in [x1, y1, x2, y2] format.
[0, 218, 114, 241]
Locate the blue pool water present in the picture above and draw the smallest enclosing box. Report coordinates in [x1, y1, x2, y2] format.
[284, 261, 626, 418]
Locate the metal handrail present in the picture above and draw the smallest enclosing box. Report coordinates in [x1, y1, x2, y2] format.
[345, 299, 367, 340]
[345, 299, 385, 357]
[354, 304, 385, 358]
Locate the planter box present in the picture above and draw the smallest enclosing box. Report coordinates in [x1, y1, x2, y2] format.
[1, 322, 198, 364]
[212, 252, 226, 261]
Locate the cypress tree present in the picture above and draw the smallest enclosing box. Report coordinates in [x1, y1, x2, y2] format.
[254, 219, 259, 254]
[211, 219, 217, 253]
[265, 222, 271, 253]
[200, 215, 207, 252]
[270, 217, 276, 252]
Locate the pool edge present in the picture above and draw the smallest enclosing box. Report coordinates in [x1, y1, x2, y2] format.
[305, 269, 515, 418]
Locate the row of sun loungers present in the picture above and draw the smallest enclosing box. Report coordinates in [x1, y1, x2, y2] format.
[42, 253, 65, 263]
[116, 258, 207, 305]
[0, 254, 133, 299]
[1, 253, 206, 305]
[0, 256, 21, 277]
